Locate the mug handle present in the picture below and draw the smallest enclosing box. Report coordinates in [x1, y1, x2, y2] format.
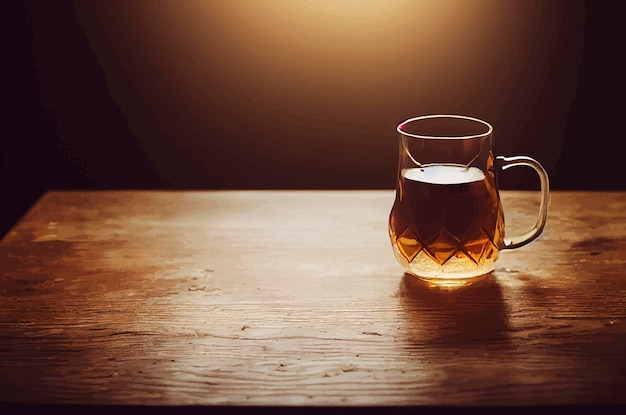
[497, 155, 550, 249]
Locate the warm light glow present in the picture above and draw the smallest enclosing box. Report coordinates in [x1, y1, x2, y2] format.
[265, 0, 435, 22]
[72, 0, 581, 188]
[160, 0, 493, 119]
[76, 0, 553, 124]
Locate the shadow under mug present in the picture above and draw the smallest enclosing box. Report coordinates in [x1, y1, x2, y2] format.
[388, 114, 549, 288]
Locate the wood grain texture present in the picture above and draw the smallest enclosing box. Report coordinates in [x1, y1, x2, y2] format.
[0, 190, 625, 406]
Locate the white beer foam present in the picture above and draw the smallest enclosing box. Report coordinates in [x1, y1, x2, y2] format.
[402, 165, 485, 185]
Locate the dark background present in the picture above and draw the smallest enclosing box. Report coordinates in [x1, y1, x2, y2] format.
[2, 0, 625, 238]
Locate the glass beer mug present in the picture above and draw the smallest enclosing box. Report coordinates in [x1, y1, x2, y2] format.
[389, 115, 549, 287]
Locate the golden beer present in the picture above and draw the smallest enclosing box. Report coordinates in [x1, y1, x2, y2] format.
[389, 164, 505, 281]
[391, 115, 549, 287]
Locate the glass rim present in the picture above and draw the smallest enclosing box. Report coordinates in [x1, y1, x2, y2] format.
[397, 114, 493, 139]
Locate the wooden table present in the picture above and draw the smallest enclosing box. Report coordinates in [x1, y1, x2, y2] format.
[1, 190, 625, 409]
